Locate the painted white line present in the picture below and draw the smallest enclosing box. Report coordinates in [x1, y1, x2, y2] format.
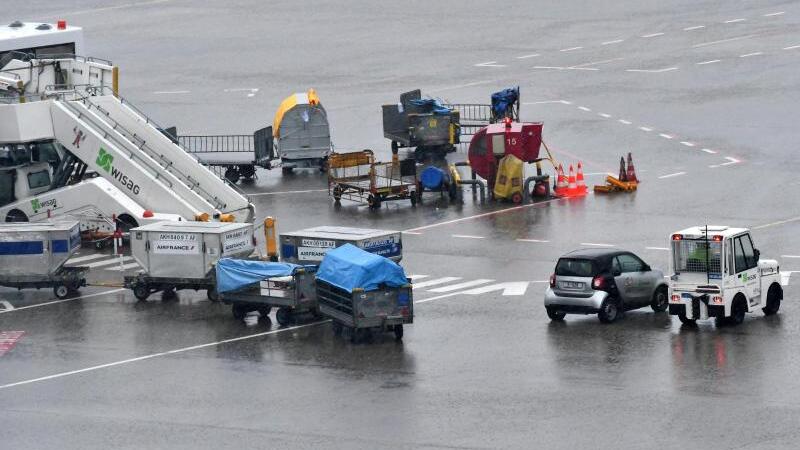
[684, 25, 706, 31]
[693, 34, 757, 48]
[403, 197, 563, 233]
[532, 66, 599, 71]
[701, 148, 717, 154]
[83, 256, 134, 269]
[658, 171, 687, 179]
[710, 157, 741, 168]
[659, 133, 674, 139]
[66, 254, 110, 264]
[0, 300, 14, 311]
[428, 279, 494, 293]
[429, 80, 494, 93]
[414, 291, 463, 304]
[781, 272, 795, 286]
[764, 12, 785, 17]
[697, 59, 721, 65]
[153, 90, 190, 94]
[783, 45, 800, 50]
[724, 18, 746, 23]
[474, 61, 507, 67]
[248, 189, 327, 196]
[223, 88, 259, 93]
[625, 67, 678, 73]
[753, 216, 800, 230]
[412, 277, 462, 289]
[105, 262, 142, 272]
[516, 54, 540, 59]
[601, 39, 625, 45]
[739, 52, 763, 58]
[523, 100, 572, 105]
[0, 321, 326, 390]
[560, 46, 583, 52]
[781, 255, 800, 258]
[578, 106, 592, 112]
[402, 231, 423, 235]
[407, 274, 429, 280]
[452, 234, 484, 239]
[580, 242, 615, 247]
[571, 57, 625, 68]
[0, 289, 126, 315]
[646, 247, 669, 251]
[598, 113, 612, 118]
[680, 141, 695, 147]
[639, 126, 653, 132]
[462, 282, 529, 296]
[618, 119, 632, 125]
[42, 0, 171, 19]
[641, 32, 665, 38]
[516, 238, 550, 243]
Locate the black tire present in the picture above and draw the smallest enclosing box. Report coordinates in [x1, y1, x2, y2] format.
[763, 284, 782, 316]
[239, 165, 256, 179]
[5, 209, 28, 223]
[232, 304, 247, 320]
[332, 185, 343, 201]
[546, 307, 566, 321]
[678, 313, 696, 326]
[53, 284, 69, 299]
[393, 324, 404, 341]
[206, 288, 219, 302]
[730, 295, 747, 325]
[410, 193, 417, 206]
[448, 182, 458, 200]
[258, 306, 272, 318]
[161, 288, 177, 301]
[282, 166, 294, 175]
[367, 194, 381, 210]
[276, 307, 292, 326]
[133, 283, 150, 301]
[224, 167, 240, 184]
[332, 321, 343, 336]
[598, 298, 619, 323]
[650, 286, 668, 312]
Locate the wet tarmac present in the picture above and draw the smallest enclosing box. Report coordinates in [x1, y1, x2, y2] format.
[3, 0, 800, 448]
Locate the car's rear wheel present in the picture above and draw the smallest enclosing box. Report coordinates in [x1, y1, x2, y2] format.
[546, 307, 566, 321]
[650, 286, 668, 312]
[598, 298, 619, 323]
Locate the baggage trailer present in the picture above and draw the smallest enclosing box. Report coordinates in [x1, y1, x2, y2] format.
[273, 89, 332, 174]
[280, 225, 402, 264]
[444, 86, 521, 139]
[0, 220, 87, 298]
[315, 244, 413, 342]
[216, 259, 318, 325]
[383, 89, 461, 160]
[328, 150, 418, 209]
[177, 126, 275, 184]
[124, 221, 255, 301]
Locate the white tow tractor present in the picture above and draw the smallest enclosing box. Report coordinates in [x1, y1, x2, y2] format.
[668, 226, 782, 326]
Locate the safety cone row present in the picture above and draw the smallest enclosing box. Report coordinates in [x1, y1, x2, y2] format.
[594, 152, 639, 193]
[554, 164, 569, 197]
[554, 162, 589, 198]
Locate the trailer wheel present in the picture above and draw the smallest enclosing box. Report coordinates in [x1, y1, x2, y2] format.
[224, 167, 240, 184]
[282, 166, 294, 175]
[730, 295, 747, 325]
[448, 182, 458, 201]
[393, 324, 404, 341]
[410, 193, 417, 206]
[258, 306, 272, 318]
[332, 321, 343, 336]
[650, 286, 668, 312]
[763, 284, 782, 315]
[333, 185, 343, 202]
[368, 194, 381, 210]
[133, 283, 150, 301]
[53, 284, 70, 299]
[232, 304, 247, 320]
[239, 165, 256, 180]
[276, 307, 292, 326]
[206, 288, 220, 302]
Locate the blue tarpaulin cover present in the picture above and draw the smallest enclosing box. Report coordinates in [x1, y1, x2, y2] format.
[216, 258, 303, 293]
[491, 87, 519, 118]
[316, 244, 408, 293]
[409, 98, 452, 115]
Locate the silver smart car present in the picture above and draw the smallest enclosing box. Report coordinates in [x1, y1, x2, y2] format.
[544, 248, 668, 323]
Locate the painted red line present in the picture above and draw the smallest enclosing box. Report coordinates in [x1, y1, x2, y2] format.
[0, 331, 25, 356]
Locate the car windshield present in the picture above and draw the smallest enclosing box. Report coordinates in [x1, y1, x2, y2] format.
[555, 258, 595, 277]
[672, 239, 722, 274]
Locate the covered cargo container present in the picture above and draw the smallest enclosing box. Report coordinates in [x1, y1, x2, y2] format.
[0, 220, 81, 277]
[279, 226, 402, 264]
[273, 89, 332, 173]
[125, 221, 255, 301]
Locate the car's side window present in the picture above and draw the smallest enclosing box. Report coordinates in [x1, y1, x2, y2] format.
[617, 254, 644, 273]
[740, 234, 757, 270]
[734, 237, 747, 273]
[612, 257, 621, 274]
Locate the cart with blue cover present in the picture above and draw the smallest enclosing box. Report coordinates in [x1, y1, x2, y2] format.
[216, 258, 318, 325]
[315, 244, 413, 341]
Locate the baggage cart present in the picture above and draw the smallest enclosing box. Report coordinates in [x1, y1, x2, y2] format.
[328, 150, 418, 209]
[383, 89, 460, 160]
[444, 86, 521, 139]
[177, 126, 275, 183]
[0, 221, 87, 298]
[315, 244, 413, 342]
[280, 225, 402, 264]
[216, 259, 318, 325]
[273, 89, 332, 173]
[124, 221, 255, 301]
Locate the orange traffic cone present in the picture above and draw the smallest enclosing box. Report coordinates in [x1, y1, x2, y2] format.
[626, 152, 638, 183]
[567, 164, 578, 196]
[575, 161, 588, 196]
[618, 156, 628, 182]
[554, 164, 568, 196]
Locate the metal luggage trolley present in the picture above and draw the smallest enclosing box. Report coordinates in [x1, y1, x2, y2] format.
[382, 89, 461, 161]
[176, 126, 275, 184]
[315, 244, 413, 342]
[216, 259, 318, 325]
[444, 86, 521, 140]
[328, 150, 418, 209]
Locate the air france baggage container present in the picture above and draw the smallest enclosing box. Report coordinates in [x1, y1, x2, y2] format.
[279, 226, 402, 264]
[129, 221, 255, 279]
[0, 220, 80, 276]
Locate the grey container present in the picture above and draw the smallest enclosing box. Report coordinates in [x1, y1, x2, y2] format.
[130, 221, 255, 279]
[279, 226, 402, 264]
[0, 221, 81, 277]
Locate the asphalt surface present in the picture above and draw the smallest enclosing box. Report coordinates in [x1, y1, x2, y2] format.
[3, 0, 800, 448]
